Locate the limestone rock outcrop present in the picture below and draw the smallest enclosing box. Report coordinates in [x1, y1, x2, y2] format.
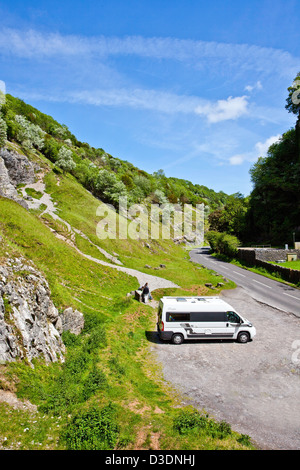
[0, 147, 36, 208]
[0, 257, 66, 364]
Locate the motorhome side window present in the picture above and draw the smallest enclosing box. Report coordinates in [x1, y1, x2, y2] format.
[166, 313, 190, 322]
[226, 311, 241, 323]
[190, 312, 227, 322]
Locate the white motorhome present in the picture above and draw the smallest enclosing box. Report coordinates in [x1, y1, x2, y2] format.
[157, 296, 256, 345]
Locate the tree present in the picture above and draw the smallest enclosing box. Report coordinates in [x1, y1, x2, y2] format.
[286, 72, 300, 118]
[248, 129, 300, 244]
[56, 146, 76, 173]
[15, 115, 45, 150]
[208, 195, 248, 239]
[95, 169, 127, 206]
[286, 72, 300, 158]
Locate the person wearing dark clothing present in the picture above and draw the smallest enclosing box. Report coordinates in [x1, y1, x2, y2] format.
[142, 283, 150, 303]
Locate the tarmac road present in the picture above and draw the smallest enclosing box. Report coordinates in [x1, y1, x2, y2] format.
[189, 248, 300, 318]
[151, 249, 300, 450]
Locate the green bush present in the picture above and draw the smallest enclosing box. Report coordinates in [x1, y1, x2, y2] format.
[173, 409, 208, 434]
[206, 231, 240, 258]
[173, 408, 232, 440]
[63, 404, 119, 450]
[206, 230, 220, 252]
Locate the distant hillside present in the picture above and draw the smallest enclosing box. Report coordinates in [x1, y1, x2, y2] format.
[1, 94, 230, 212]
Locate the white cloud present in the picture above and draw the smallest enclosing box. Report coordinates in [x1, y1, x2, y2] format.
[21, 86, 250, 124]
[195, 95, 249, 123]
[70, 88, 206, 114]
[245, 81, 263, 92]
[0, 28, 298, 78]
[229, 155, 246, 165]
[255, 135, 281, 156]
[227, 134, 281, 166]
[0, 80, 6, 94]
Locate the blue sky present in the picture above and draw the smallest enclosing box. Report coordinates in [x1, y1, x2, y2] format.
[0, 0, 299, 195]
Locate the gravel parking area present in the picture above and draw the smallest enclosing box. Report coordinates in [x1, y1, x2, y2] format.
[152, 287, 300, 450]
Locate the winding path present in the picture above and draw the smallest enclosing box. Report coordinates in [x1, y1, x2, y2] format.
[21, 174, 180, 291]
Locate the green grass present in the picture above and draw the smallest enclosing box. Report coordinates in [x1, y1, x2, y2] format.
[0, 196, 138, 318]
[0, 403, 63, 450]
[25, 187, 43, 199]
[272, 260, 300, 270]
[43, 170, 235, 296]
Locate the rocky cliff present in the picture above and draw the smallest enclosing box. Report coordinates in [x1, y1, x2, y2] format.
[0, 147, 35, 208]
[0, 256, 65, 363]
[0, 254, 85, 364]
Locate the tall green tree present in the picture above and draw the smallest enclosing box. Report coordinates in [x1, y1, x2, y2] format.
[286, 72, 300, 159]
[208, 193, 248, 239]
[247, 129, 300, 244]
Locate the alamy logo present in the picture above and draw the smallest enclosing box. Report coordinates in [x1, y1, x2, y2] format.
[292, 80, 300, 105]
[96, 197, 204, 242]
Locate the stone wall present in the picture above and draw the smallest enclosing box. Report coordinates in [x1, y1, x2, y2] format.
[238, 248, 300, 284]
[254, 248, 300, 263]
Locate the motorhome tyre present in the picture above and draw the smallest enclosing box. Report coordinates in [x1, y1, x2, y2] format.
[237, 332, 250, 343]
[172, 333, 184, 345]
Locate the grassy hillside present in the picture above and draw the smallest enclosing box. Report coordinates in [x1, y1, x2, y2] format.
[0, 96, 255, 450]
[2, 94, 231, 211]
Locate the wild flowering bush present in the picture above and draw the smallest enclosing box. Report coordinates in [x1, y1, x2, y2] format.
[56, 146, 76, 173]
[15, 115, 45, 150]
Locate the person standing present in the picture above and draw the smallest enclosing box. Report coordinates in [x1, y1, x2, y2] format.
[142, 283, 150, 303]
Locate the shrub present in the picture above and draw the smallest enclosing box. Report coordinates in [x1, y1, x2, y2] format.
[206, 231, 240, 258]
[63, 404, 119, 450]
[56, 146, 76, 173]
[173, 408, 232, 440]
[173, 409, 208, 434]
[14, 114, 45, 150]
[206, 230, 220, 252]
[43, 135, 60, 162]
[95, 169, 127, 206]
[83, 366, 108, 400]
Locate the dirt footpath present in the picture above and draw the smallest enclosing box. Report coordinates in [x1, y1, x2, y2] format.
[152, 288, 300, 450]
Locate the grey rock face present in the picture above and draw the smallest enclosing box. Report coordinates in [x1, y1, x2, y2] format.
[60, 307, 84, 336]
[0, 147, 35, 186]
[0, 258, 66, 364]
[0, 147, 36, 208]
[0, 156, 19, 200]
